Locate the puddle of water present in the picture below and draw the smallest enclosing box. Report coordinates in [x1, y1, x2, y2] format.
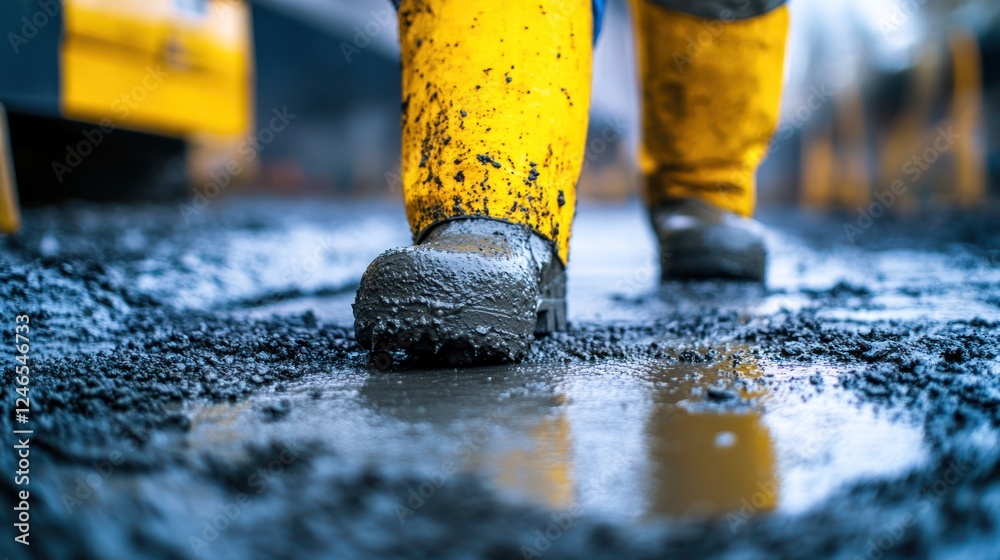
[761, 368, 928, 514]
[647, 407, 775, 518]
[180, 355, 927, 524]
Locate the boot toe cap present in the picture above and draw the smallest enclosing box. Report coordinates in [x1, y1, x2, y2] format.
[353, 243, 538, 363]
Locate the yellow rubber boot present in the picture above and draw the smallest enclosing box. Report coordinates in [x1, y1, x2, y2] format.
[355, 0, 593, 366]
[398, 0, 593, 265]
[633, 1, 788, 214]
[632, 2, 789, 281]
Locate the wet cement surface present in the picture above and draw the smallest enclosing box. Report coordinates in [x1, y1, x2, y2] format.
[1, 199, 999, 559]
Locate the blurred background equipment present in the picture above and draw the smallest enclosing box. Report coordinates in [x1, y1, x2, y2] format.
[0, 0, 252, 230]
[247, 0, 400, 196]
[250, 0, 1000, 215]
[782, 0, 997, 215]
[1, 0, 998, 235]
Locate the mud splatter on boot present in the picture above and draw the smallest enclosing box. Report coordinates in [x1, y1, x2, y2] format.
[353, 218, 566, 367]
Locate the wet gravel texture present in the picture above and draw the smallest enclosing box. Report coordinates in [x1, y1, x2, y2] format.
[1, 199, 999, 560]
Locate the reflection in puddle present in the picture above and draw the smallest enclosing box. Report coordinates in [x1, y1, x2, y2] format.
[647, 407, 776, 518]
[180, 401, 255, 459]
[181, 353, 926, 524]
[632, 349, 777, 518]
[493, 414, 575, 510]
